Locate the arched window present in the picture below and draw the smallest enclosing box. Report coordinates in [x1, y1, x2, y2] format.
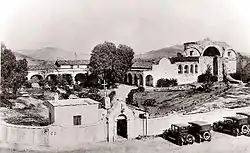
[195, 65, 198, 73]
[184, 65, 189, 74]
[190, 65, 194, 73]
[178, 65, 183, 74]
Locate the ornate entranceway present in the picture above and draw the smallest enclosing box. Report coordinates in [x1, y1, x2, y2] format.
[116, 114, 127, 138]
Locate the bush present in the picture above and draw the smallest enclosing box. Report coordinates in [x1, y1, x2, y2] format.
[156, 78, 178, 87]
[73, 84, 82, 92]
[143, 99, 156, 106]
[137, 86, 145, 92]
[108, 91, 116, 101]
[126, 89, 139, 106]
[88, 88, 99, 94]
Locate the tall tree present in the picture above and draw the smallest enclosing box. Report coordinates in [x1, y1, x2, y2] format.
[1, 46, 28, 95]
[89, 42, 134, 87]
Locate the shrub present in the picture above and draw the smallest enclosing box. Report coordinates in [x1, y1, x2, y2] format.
[78, 92, 88, 98]
[88, 88, 99, 94]
[126, 89, 139, 106]
[137, 86, 145, 92]
[143, 99, 156, 106]
[73, 84, 82, 92]
[108, 91, 116, 101]
[156, 78, 178, 87]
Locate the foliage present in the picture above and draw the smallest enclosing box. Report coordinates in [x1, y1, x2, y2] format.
[89, 42, 134, 87]
[108, 90, 116, 101]
[62, 74, 73, 85]
[1, 46, 28, 95]
[198, 65, 217, 92]
[156, 78, 178, 87]
[88, 87, 99, 94]
[126, 87, 145, 107]
[73, 84, 82, 92]
[143, 99, 156, 106]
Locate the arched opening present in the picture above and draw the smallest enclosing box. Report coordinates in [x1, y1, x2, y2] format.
[134, 74, 138, 86]
[184, 65, 189, 74]
[46, 74, 58, 86]
[139, 74, 143, 86]
[128, 73, 132, 85]
[75, 73, 88, 84]
[117, 114, 127, 139]
[203, 46, 220, 56]
[30, 75, 43, 83]
[178, 65, 183, 74]
[190, 65, 194, 73]
[146, 75, 153, 86]
[195, 65, 198, 73]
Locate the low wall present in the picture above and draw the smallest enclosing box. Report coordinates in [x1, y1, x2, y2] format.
[0, 120, 107, 150]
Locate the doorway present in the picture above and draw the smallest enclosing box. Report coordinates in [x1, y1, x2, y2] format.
[117, 115, 128, 138]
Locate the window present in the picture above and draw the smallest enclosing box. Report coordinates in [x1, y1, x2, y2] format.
[178, 65, 183, 74]
[190, 51, 194, 56]
[77, 65, 80, 68]
[228, 51, 231, 57]
[184, 65, 189, 74]
[73, 115, 81, 125]
[195, 65, 198, 73]
[70, 65, 73, 69]
[190, 65, 194, 73]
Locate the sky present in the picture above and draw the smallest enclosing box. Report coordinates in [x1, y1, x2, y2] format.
[0, 0, 250, 54]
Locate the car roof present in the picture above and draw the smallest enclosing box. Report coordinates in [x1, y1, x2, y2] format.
[224, 116, 248, 120]
[188, 121, 210, 126]
[236, 112, 250, 117]
[172, 123, 189, 127]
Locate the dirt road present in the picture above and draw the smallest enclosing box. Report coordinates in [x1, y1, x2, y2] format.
[1, 131, 250, 153]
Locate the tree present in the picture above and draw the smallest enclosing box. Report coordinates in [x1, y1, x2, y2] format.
[89, 42, 134, 87]
[1, 46, 28, 95]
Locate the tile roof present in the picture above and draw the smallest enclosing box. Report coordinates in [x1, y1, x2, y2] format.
[48, 98, 100, 107]
[131, 61, 153, 69]
[169, 57, 199, 64]
[28, 64, 57, 71]
[55, 60, 89, 66]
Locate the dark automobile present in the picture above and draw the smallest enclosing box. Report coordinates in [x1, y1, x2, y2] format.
[163, 123, 194, 146]
[213, 116, 249, 136]
[188, 121, 212, 143]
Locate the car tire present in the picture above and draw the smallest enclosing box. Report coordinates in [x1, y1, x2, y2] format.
[186, 134, 194, 144]
[241, 125, 249, 135]
[203, 131, 211, 141]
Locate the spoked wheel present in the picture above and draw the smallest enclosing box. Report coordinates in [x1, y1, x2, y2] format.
[186, 135, 194, 144]
[241, 125, 250, 135]
[203, 132, 211, 141]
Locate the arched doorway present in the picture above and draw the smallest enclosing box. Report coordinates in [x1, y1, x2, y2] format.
[139, 74, 143, 86]
[30, 74, 43, 83]
[128, 73, 132, 85]
[116, 114, 127, 138]
[134, 74, 138, 86]
[75, 73, 88, 84]
[203, 46, 220, 76]
[146, 75, 153, 86]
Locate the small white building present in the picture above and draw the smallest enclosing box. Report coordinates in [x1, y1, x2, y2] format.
[44, 98, 100, 127]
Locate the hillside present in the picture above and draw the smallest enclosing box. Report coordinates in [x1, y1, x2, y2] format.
[16, 47, 90, 61]
[13, 52, 44, 65]
[135, 44, 184, 62]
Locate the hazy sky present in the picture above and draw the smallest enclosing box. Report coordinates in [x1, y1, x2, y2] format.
[1, 0, 250, 54]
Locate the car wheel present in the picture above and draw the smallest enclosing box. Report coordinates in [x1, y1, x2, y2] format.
[241, 125, 249, 135]
[203, 131, 211, 141]
[186, 134, 194, 144]
[212, 124, 217, 131]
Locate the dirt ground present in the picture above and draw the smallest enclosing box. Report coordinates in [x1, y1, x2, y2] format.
[1, 131, 250, 153]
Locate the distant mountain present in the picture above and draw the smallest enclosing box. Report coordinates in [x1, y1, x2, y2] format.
[135, 44, 184, 62]
[16, 47, 90, 61]
[13, 52, 44, 65]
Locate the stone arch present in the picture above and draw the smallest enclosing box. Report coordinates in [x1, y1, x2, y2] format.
[116, 114, 128, 138]
[185, 47, 201, 56]
[195, 64, 198, 73]
[139, 74, 143, 86]
[134, 74, 138, 86]
[30, 74, 43, 83]
[178, 65, 183, 74]
[145, 75, 153, 86]
[190, 65, 194, 73]
[202, 46, 221, 56]
[128, 73, 133, 85]
[184, 65, 189, 74]
[75, 73, 88, 84]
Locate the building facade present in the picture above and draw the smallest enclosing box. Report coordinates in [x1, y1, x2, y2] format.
[126, 38, 238, 87]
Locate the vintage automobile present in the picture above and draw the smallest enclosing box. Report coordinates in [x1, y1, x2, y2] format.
[188, 121, 212, 143]
[163, 123, 194, 146]
[212, 116, 249, 136]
